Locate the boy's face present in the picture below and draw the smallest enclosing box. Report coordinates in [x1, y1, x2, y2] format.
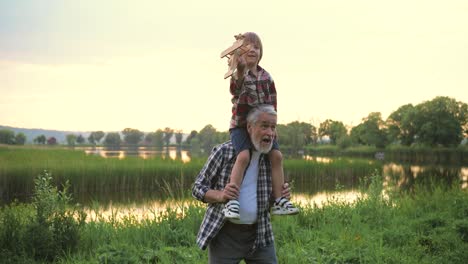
[242, 41, 261, 67]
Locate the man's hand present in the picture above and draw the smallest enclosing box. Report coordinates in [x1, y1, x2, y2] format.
[220, 182, 240, 202]
[204, 183, 240, 204]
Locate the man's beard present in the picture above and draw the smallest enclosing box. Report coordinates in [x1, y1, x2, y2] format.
[252, 139, 273, 154]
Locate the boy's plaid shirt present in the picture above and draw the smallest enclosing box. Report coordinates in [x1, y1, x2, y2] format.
[230, 65, 277, 129]
[191, 141, 274, 252]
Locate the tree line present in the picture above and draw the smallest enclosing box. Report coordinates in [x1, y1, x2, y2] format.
[1, 96, 466, 152]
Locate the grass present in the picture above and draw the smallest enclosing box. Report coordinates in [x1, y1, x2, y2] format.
[1, 174, 467, 263]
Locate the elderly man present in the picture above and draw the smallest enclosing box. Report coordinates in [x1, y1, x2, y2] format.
[192, 104, 292, 263]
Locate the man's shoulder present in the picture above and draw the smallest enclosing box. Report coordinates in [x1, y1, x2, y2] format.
[210, 141, 236, 159]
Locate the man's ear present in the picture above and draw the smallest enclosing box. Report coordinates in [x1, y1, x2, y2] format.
[247, 122, 253, 134]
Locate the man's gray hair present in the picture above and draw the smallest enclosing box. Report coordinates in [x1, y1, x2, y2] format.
[246, 104, 277, 124]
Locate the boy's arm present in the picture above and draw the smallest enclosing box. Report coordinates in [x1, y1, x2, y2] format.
[234, 55, 246, 82]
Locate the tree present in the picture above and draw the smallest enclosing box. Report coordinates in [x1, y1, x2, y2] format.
[350, 112, 388, 148]
[87, 134, 96, 145]
[0, 129, 15, 144]
[34, 135, 47, 145]
[104, 132, 121, 149]
[163, 127, 174, 147]
[76, 134, 85, 144]
[319, 119, 347, 144]
[185, 130, 198, 144]
[145, 130, 164, 147]
[88, 131, 105, 145]
[15, 132, 26, 145]
[216, 131, 229, 143]
[386, 104, 416, 146]
[47, 137, 57, 145]
[122, 128, 144, 145]
[175, 130, 183, 147]
[197, 125, 217, 152]
[66, 134, 77, 147]
[277, 121, 315, 152]
[147, 129, 165, 147]
[413, 96, 467, 147]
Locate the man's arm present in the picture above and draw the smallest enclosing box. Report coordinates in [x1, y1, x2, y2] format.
[192, 144, 240, 204]
[203, 183, 239, 204]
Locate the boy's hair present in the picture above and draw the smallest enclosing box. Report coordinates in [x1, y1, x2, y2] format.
[243, 32, 263, 63]
[247, 104, 276, 125]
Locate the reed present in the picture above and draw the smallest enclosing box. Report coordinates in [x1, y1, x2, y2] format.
[284, 157, 381, 193]
[1, 147, 381, 205]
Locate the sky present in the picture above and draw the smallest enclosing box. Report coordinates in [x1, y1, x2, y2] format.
[1, 0, 467, 133]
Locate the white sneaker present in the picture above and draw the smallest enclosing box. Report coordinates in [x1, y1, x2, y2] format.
[223, 200, 240, 219]
[272, 197, 299, 216]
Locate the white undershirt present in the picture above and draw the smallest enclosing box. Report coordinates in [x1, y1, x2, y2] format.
[229, 151, 260, 224]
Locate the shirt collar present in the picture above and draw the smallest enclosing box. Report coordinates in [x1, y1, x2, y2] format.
[247, 65, 264, 77]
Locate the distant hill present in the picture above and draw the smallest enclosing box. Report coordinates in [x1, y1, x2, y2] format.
[0, 125, 91, 144]
[0, 125, 186, 144]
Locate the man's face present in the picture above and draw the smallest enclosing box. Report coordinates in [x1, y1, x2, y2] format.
[247, 113, 277, 154]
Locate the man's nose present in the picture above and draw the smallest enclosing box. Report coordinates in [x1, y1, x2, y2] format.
[265, 127, 275, 136]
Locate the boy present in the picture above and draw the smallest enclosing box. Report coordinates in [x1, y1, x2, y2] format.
[224, 32, 299, 219]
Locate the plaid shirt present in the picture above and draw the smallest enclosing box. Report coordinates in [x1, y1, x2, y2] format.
[230, 65, 277, 129]
[192, 141, 274, 252]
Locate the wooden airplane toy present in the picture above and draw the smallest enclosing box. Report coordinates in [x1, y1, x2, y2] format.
[220, 34, 251, 79]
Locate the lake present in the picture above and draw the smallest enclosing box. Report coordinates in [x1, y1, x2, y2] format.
[77, 147, 467, 221]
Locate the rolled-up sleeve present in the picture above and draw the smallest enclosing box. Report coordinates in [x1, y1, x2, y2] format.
[192, 146, 224, 203]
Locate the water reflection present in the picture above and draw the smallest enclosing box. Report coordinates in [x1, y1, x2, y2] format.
[462, 168, 468, 189]
[84, 146, 191, 163]
[294, 191, 363, 208]
[303, 155, 332, 163]
[84, 200, 195, 223]
[383, 162, 465, 192]
[84, 192, 363, 223]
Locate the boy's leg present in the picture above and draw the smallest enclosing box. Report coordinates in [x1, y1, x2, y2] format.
[269, 150, 299, 216]
[224, 149, 250, 219]
[269, 149, 284, 199]
[230, 149, 250, 188]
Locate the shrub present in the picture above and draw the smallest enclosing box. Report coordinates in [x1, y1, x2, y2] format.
[24, 171, 86, 261]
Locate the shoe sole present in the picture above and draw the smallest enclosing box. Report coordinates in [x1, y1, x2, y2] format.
[223, 209, 240, 220]
[272, 210, 299, 216]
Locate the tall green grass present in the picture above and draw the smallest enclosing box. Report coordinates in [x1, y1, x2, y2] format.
[0, 147, 204, 204]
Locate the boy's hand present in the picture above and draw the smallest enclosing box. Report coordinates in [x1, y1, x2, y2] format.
[236, 55, 246, 78]
[281, 183, 291, 199]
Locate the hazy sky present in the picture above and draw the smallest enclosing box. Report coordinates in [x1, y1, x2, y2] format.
[1, 0, 467, 133]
